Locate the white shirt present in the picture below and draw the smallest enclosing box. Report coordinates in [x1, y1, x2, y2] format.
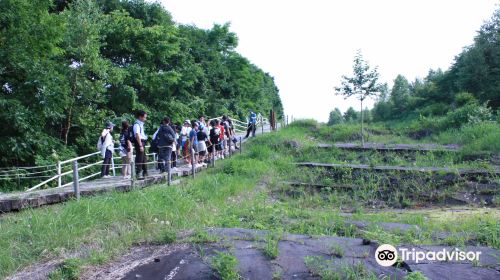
[180, 126, 191, 141]
[133, 120, 147, 140]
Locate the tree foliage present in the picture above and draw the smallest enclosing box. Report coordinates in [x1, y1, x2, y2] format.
[372, 8, 499, 123]
[327, 108, 343, 125]
[0, 0, 283, 167]
[335, 50, 381, 145]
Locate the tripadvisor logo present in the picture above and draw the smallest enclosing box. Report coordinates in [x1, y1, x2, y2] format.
[375, 244, 482, 267]
[375, 244, 398, 266]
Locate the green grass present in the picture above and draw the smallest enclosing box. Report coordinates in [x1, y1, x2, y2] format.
[211, 251, 240, 280]
[1, 122, 499, 278]
[304, 255, 378, 280]
[263, 229, 282, 259]
[47, 258, 82, 280]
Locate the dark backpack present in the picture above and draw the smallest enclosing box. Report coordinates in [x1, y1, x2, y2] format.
[150, 133, 159, 153]
[128, 125, 138, 146]
[160, 125, 175, 145]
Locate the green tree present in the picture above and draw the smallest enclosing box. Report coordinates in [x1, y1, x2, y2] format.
[343, 107, 358, 122]
[328, 108, 343, 125]
[335, 50, 381, 146]
[389, 74, 411, 116]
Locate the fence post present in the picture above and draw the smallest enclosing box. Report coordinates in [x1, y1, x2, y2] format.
[72, 161, 80, 201]
[131, 161, 136, 187]
[111, 156, 116, 177]
[57, 161, 62, 188]
[261, 121, 264, 134]
[15, 168, 20, 189]
[167, 156, 172, 186]
[228, 139, 232, 157]
[239, 136, 242, 154]
[212, 147, 215, 167]
[191, 148, 196, 179]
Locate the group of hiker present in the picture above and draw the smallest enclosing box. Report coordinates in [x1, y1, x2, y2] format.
[97, 110, 260, 179]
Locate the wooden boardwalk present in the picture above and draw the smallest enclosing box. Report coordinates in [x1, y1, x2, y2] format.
[317, 142, 460, 152]
[296, 162, 500, 175]
[0, 124, 276, 213]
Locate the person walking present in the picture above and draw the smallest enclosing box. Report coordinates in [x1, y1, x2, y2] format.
[188, 120, 199, 167]
[180, 120, 192, 164]
[119, 121, 133, 179]
[133, 110, 148, 179]
[209, 119, 222, 159]
[197, 122, 210, 165]
[244, 110, 257, 138]
[98, 121, 115, 178]
[157, 117, 176, 174]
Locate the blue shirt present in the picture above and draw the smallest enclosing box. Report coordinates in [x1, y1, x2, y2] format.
[189, 129, 198, 146]
[249, 112, 257, 124]
[133, 120, 147, 140]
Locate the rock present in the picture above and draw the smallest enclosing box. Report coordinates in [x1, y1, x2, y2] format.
[283, 140, 301, 149]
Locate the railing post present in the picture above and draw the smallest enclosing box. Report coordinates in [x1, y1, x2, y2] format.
[239, 137, 242, 154]
[15, 168, 20, 189]
[131, 161, 136, 187]
[57, 161, 62, 188]
[228, 139, 232, 157]
[191, 148, 196, 179]
[261, 121, 264, 134]
[212, 147, 215, 167]
[167, 154, 172, 186]
[72, 160, 80, 201]
[111, 156, 116, 177]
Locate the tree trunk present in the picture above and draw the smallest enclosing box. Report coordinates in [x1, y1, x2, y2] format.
[63, 106, 73, 146]
[360, 98, 364, 147]
[63, 72, 77, 146]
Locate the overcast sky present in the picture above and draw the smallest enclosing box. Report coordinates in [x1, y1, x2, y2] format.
[160, 0, 497, 122]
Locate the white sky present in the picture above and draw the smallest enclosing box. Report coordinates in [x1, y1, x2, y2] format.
[160, 0, 498, 122]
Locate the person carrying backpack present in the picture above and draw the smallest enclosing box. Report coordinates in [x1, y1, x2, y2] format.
[209, 119, 222, 159]
[132, 111, 148, 179]
[197, 122, 210, 164]
[157, 117, 176, 174]
[97, 121, 115, 178]
[119, 121, 133, 179]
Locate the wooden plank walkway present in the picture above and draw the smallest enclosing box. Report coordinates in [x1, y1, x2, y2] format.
[317, 142, 460, 152]
[0, 124, 277, 213]
[296, 162, 500, 175]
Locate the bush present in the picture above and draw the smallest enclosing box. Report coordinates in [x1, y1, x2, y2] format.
[289, 119, 319, 129]
[437, 121, 500, 153]
[442, 102, 493, 128]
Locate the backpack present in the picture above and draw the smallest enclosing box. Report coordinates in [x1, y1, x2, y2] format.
[159, 125, 175, 146]
[128, 125, 138, 146]
[97, 133, 108, 150]
[150, 134, 159, 153]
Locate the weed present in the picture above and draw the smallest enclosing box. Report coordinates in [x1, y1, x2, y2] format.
[404, 271, 429, 280]
[189, 230, 219, 244]
[303, 255, 378, 280]
[263, 229, 282, 259]
[48, 258, 82, 280]
[328, 243, 344, 258]
[211, 251, 240, 280]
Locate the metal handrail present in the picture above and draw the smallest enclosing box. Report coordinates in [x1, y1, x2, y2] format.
[21, 115, 254, 192]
